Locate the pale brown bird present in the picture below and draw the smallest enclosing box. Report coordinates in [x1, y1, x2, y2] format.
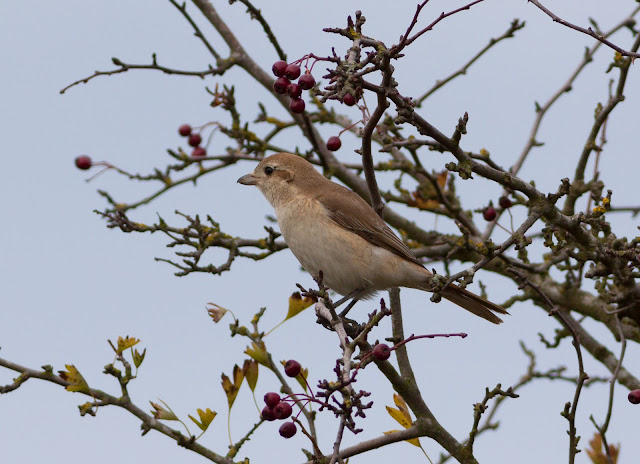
[237, 153, 508, 324]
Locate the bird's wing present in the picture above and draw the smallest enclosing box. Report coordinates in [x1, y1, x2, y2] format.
[315, 186, 423, 266]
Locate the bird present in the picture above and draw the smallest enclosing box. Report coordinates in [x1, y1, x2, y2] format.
[237, 153, 508, 324]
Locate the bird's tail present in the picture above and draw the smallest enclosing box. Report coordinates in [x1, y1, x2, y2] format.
[441, 284, 509, 324]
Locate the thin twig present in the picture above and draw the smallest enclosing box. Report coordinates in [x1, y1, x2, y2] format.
[529, 0, 640, 58]
[589, 314, 627, 464]
[394, 0, 486, 51]
[230, 0, 287, 60]
[60, 54, 225, 94]
[507, 268, 589, 464]
[169, 0, 221, 60]
[510, 6, 640, 176]
[417, 19, 525, 105]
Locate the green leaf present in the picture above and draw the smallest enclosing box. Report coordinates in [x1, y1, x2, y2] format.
[132, 348, 146, 368]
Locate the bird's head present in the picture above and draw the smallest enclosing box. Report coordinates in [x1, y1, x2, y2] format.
[237, 153, 323, 207]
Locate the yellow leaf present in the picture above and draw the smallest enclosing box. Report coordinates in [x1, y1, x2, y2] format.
[78, 402, 96, 417]
[58, 364, 90, 393]
[296, 367, 309, 392]
[385, 395, 423, 449]
[243, 359, 259, 392]
[116, 336, 140, 354]
[233, 364, 244, 388]
[383, 430, 421, 447]
[407, 170, 448, 210]
[221, 374, 237, 409]
[586, 432, 619, 464]
[189, 407, 217, 431]
[386, 406, 412, 429]
[393, 393, 413, 425]
[285, 292, 314, 320]
[221, 365, 244, 409]
[245, 341, 269, 367]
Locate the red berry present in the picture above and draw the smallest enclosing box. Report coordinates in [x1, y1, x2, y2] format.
[279, 421, 297, 438]
[272, 60, 287, 77]
[326, 136, 341, 151]
[261, 406, 277, 421]
[373, 343, 391, 361]
[483, 206, 497, 221]
[342, 93, 356, 106]
[284, 360, 301, 378]
[188, 133, 202, 147]
[178, 124, 192, 137]
[499, 196, 513, 209]
[287, 83, 302, 99]
[264, 392, 281, 408]
[289, 98, 305, 114]
[191, 146, 206, 158]
[273, 77, 291, 94]
[284, 64, 301, 80]
[298, 73, 315, 90]
[74, 155, 92, 170]
[274, 402, 293, 419]
[629, 389, 640, 404]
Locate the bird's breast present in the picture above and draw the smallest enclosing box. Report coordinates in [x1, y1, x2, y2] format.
[273, 197, 428, 296]
[274, 197, 371, 294]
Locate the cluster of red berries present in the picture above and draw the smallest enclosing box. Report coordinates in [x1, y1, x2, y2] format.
[75, 155, 92, 170]
[272, 60, 315, 115]
[178, 124, 206, 158]
[482, 196, 513, 221]
[261, 392, 296, 438]
[261, 360, 303, 438]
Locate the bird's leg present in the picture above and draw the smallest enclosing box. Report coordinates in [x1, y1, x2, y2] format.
[333, 288, 365, 310]
[315, 288, 366, 335]
[338, 298, 360, 318]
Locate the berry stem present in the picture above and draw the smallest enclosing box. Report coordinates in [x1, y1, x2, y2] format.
[302, 375, 315, 400]
[337, 119, 364, 137]
[84, 162, 116, 182]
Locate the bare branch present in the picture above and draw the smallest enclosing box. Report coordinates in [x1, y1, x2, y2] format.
[60, 54, 227, 94]
[417, 19, 525, 105]
[529, 0, 640, 58]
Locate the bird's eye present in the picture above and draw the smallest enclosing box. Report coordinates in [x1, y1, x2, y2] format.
[264, 166, 275, 175]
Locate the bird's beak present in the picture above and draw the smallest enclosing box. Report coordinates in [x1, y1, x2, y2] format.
[237, 174, 258, 185]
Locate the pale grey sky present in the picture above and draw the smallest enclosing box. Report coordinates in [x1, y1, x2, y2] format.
[1, 1, 639, 463]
